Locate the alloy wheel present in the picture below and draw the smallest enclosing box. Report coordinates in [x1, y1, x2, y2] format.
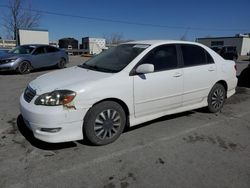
[94, 109, 121, 140]
[211, 88, 225, 110]
[19, 62, 30, 74]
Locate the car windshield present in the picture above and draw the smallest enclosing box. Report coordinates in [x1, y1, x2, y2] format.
[9, 45, 35, 54]
[79, 44, 150, 73]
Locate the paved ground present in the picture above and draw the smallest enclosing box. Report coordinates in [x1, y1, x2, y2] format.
[0, 56, 250, 188]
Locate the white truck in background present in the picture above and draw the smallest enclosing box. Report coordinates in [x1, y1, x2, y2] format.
[82, 37, 107, 55]
[18, 29, 49, 45]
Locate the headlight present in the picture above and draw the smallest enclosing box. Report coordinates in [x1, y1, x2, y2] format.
[35, 90, 76, 106]
[1, 59, 17, 64]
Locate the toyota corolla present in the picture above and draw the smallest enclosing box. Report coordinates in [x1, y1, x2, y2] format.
[20, 40, 237, 145]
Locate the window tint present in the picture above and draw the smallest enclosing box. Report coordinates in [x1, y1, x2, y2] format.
[46, 46, 59, 53]
[140, 45, 178, 72]
[206, 51, 214, 63]
[33, 47, 45, 55]
[181, 44, 207, 66]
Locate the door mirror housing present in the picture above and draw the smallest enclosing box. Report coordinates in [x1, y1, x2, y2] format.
[135, 64, 154, 74]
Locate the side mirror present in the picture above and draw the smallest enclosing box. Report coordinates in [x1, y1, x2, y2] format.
[136, 64, 154, 74]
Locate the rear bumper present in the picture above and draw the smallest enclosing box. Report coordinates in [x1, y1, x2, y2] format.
[227, 77, 238, 98]
[19, 93, 86, 143]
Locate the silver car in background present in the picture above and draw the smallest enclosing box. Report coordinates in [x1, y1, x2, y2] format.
[0, 44, 68, 74]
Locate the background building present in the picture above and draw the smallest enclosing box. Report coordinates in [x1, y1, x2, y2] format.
[58, 38, 79, 49]
[197, 34, 250, 55]
[0, 39, 16, 49]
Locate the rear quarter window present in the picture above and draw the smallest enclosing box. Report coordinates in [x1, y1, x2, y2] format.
[46, 46, 60, 53]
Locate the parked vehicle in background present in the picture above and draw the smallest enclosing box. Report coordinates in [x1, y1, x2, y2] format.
[220, 46, 238, 61]
[211, 46, 222, 54]
[20, 40, 237, 145]
[0, 44, 68, 74]
[67, 45, 73, 55]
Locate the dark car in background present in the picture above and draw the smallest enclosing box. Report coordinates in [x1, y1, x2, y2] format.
[211, 46, 238, 61]
[211, 46, 222, 54]
[0, 44, 68, 74]
[220, 46, 238, 60]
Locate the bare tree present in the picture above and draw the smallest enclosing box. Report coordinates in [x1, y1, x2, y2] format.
[2, 0, 41, 40]
[180, 28, 189, 41]
[103, 32, 124, 44]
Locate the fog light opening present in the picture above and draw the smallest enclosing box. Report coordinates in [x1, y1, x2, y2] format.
[40, 127, 62, 133]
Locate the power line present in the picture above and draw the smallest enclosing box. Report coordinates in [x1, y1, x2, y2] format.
[0, 4, 249, 32]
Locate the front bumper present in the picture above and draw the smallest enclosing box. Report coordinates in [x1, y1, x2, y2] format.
[0, 62, 17, 71]
[19, 93, 86, 143]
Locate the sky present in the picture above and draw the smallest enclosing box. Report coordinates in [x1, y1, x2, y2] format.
[0, 0, 250, 42]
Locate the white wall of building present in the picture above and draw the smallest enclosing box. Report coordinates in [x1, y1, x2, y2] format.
[0, 39, 16, 48]
[241, 38, 250, 55]
[19, 29, 49, 45]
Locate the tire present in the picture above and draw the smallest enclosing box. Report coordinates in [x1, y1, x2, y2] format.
[83, 101, 126, 145]
[57, 58, 66, 69]
[207, 83, 226, 113]
[17, 61, 31, 74]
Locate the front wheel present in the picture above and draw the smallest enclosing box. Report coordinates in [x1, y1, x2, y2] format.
[83, 101, 126, 145]
[207, 83, 226, 113]
[17, 61, 31, 74]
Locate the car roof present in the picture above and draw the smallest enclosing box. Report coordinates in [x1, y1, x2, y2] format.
[125, 40, 202, 46]
[20, 44, 54, 48]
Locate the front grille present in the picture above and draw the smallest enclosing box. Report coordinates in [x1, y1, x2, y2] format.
[24, 86, 36, 103]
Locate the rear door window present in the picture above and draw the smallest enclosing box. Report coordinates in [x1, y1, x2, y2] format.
[181, 44, 207, 67]
[46, 46, 59, 53]
[33, 47, 46, 55]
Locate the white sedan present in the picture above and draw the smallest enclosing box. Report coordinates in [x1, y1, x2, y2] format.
[20, 40, 237, 145]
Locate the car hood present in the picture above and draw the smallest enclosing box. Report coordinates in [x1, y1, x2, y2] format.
[29, 66, 113, 95]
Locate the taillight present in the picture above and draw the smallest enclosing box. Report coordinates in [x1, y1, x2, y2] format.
[234, 64, 237, 71]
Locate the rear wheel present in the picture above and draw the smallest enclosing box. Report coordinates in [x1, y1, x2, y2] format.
[83, 101, 126, 145]
[57, 58, 66, 69]
[17, 61, 31, 74]
[207, 83, 226, 113]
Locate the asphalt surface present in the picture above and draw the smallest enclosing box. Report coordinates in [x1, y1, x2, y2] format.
[0, 56, 250, 188]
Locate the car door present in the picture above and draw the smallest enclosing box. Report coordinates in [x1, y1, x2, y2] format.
[31, 46, 49, 68]
[180, 44, 217, 106]
[45, 46, 61, 66]
[133, 44, 183, 118]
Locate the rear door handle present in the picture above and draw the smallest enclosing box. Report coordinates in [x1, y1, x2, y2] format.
[208, 67, 215, 72]
[173, 72, 182, 77]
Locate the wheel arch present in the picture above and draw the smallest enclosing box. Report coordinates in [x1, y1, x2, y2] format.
[60, 57, 67, 64]
[16, 59, 33, 69]
[61, 57, 66, 61]
[215, 80, 228, 97]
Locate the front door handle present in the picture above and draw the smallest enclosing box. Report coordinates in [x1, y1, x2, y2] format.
[173, 72, 182, 77]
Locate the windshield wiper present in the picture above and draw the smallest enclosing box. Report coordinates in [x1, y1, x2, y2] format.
[78, 64, 117, 73]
